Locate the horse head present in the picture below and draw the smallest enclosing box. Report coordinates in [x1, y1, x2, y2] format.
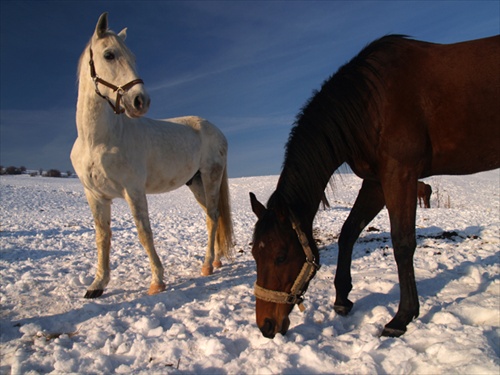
[87, 13, 150, 118]
[250, 193, 320, 338]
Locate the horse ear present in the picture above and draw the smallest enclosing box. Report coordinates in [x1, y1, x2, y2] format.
[95, 12, 109, 38]
[250, 193, 266, 219]
[118, 28, 127, 41]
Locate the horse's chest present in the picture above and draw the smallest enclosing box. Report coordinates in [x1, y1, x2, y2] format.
[77, 147, 126, 198]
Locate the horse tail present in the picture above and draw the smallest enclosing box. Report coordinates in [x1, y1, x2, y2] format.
[216, 166, 234, 259]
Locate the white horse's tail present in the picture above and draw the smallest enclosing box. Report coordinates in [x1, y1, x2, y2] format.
[217, 166, 234, 259]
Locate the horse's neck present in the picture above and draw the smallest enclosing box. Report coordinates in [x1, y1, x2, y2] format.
[274, 112, 346, 226]
[76, 76, 121, 145]
[273, 168, 329, 229]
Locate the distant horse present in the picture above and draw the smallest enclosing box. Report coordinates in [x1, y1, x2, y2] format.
[417, 181, 432, 208]
[250, 35, 499, 338]
[71, 13, 233, 298]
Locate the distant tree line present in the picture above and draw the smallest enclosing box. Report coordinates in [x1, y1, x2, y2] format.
[0, 166, 74, 177]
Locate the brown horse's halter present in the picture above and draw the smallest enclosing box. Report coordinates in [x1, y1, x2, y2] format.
[254, 216, 321, 312]
[88, 47, 144, 114]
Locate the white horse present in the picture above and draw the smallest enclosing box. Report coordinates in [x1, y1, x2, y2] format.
[71, 13, 233, 298]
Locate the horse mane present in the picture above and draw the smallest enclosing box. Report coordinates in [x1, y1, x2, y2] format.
[77, 41, 92, 82]
[269, 35, 410, 218]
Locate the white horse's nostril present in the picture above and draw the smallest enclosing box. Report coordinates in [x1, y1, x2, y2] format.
[133, 94, 150, 112]
[134, 95, 143, 110]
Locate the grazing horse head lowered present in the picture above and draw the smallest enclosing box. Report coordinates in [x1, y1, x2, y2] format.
[250, 193, 320, 338]
[250, 34, 499, 338]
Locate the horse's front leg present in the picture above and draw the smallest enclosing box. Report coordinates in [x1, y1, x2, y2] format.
[334, 179, 385, 315]
[84, 190, 112, 298]
[381, 173, 419, 337]
[124, 190, 165, 295]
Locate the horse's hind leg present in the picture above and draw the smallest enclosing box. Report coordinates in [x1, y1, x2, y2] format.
[84, 191, 112, 298]
[124, 190, 165, 295]
[188, 168, 223, 276]
[334, 179, 385, 314]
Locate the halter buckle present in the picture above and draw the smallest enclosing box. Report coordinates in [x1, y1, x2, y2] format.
[285, 294, 304, 305]
[306, 257, 321, 270]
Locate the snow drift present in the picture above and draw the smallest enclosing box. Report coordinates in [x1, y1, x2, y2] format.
[0, 171, 498, 374]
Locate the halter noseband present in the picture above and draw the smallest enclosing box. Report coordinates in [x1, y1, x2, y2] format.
[254, 216, 320, 312]
[88, 47, 144, 114]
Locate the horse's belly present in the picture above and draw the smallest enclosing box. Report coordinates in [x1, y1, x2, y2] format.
[145, 177, 186, 194]
[145, 167, 198, 194]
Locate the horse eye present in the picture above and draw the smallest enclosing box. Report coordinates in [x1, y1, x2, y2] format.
[104, 51, 115, 61]
[275, 255, 286, 265]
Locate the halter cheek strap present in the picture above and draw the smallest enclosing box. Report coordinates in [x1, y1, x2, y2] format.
[254, 217, 320, 312]
[88, 47, 144, 114]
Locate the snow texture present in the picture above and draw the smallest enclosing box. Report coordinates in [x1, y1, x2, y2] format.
[1, 171, 499, 374]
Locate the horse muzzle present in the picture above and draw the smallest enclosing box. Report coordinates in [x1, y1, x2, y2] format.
[259, 316, 291, 339]
[123, 90, 151, 118]
[256, 299, 293, 338]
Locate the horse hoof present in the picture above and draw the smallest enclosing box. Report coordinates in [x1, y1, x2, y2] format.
[148, 283, 166, 295]
[381, 325, 406, 337]
[334, 301, 353, 316]
[212, 260, 222, 269]
[201, 265, 213, 276]
[84, 289, 104, 299]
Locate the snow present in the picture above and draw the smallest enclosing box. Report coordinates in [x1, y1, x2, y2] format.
[1, 171, 499, 374]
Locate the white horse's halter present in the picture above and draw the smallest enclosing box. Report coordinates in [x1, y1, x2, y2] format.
[254, 217, 320, 312]
[88, 47, 144, 114]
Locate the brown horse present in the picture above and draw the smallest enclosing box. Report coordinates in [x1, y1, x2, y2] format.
[250, 35, 499, 338]
[417, 181, 432, 208]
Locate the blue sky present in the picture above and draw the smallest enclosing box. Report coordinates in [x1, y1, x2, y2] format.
[1, 1, 498, 177]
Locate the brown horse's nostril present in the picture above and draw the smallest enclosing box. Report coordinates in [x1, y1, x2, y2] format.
[260, 318, 277, 339]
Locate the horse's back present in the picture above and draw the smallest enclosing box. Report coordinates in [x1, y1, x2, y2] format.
[163, 115, 228, 160]
[379, 36, 500, 176]
[137, 116, 227, 193]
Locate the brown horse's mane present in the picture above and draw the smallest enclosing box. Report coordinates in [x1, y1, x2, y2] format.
[268, 35, 410, 220]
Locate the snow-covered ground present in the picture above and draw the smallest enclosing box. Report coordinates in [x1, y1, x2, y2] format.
[1, 171, 498, 374]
